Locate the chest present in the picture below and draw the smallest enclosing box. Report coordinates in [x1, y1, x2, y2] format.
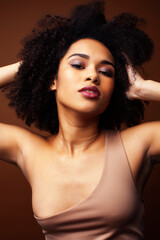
[24, 131, 145, 220]
[32, 150, 143, 229]
[30, 150, 105, 218]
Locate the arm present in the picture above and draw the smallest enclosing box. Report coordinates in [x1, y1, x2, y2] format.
[0, 122, 41, 170]
[0, 122, 43, 185]
[124, 64, 160, 163]
[121, 122, 160, 194]
[0, 62, 20, 88]
[126, 64, 160, 101]
[0, 62, 24, 166]
[0, 123, 23, 165]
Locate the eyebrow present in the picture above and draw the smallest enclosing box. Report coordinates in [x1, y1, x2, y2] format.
[68, 53, 115, 68]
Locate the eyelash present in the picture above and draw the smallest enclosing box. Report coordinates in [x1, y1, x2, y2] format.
[99, 70, 113, 78]
[71, 64, 113, 77]
[71, 64, 84, 69]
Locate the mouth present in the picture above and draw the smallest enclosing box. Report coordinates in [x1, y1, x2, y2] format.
[78, 86, 100, 99]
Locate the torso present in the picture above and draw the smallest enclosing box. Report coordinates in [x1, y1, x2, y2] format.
[20, 128, 153, 219]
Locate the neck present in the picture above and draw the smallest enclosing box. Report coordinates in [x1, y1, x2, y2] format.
[54, 109, 101, 156]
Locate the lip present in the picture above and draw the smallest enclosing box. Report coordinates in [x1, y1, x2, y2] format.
[78, 86, 100, 99]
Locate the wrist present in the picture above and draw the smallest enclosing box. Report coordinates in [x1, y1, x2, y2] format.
[126, 78, 144, 100]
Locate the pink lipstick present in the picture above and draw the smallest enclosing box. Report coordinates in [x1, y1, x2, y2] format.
[78, 86, 100, 99]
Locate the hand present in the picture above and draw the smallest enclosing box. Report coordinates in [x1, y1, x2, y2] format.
[126, 64, 144, 100]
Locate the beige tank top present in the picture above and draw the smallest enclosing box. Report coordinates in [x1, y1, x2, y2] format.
[34, 130, 144, 239]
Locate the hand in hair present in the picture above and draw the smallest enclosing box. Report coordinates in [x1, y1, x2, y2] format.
[126, 63, 160, 101]
[125, 64, 144, 100]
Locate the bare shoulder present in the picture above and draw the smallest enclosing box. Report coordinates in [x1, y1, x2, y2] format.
[121, 121, 160, 158]
[0, 122, 47, 146]
[0, 123, 57, 183]
[119, 122, 160, 178]
[121, 121, 160, 135]
[119, 122, 160, 193]
[0, 122, 50, 167]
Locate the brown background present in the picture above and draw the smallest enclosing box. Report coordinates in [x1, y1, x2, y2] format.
[0, 0, 160, 239]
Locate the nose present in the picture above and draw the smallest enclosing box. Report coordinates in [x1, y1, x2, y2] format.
[86, 77, 99, 85]
[85, 69, 99, 85]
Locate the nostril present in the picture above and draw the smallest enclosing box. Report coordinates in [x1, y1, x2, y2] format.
[86, 77, 99, 84]
[93, 79, 99, 84]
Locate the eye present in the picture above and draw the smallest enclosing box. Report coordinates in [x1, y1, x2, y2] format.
[71, 64, 84, 70]
[99, 69, 114, 78]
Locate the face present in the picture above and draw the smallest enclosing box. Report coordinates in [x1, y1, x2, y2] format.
[51, 38, 115, 118]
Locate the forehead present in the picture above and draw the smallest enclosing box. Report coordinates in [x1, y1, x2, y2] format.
[64, 38, 114, 62]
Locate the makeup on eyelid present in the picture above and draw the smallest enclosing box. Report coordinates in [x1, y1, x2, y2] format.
[100, 69, 114, 77]
[70, 60, 85, 69]
[69, 59, 114, 78]
[67, 53, 115, 68]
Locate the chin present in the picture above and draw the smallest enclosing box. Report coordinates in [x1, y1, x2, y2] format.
[76, 105, 108, 116]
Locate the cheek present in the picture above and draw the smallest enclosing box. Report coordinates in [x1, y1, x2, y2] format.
[100, 80, 115, 110]
[57, 64, 79, 87]
[103, 79, 115, 99]
[55, 72, 77, 102]
[56, 70, 71, 91]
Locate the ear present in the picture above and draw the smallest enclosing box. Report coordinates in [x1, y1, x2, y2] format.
[50, 77, 57, 91]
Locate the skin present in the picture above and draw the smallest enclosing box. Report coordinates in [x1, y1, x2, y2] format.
[51, 39, 115, 155]
[0, 38, 160, 219]
[0, 62, 20, 88]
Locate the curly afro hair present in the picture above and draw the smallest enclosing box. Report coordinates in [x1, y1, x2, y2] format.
[4, 0, 153, 134]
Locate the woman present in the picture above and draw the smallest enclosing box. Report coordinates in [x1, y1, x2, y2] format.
[0, 1, 160, 239]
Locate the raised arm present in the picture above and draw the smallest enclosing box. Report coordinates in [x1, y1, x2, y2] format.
[123, 63, 160, 164]
[0, 62, 20, 88]
[0, 123, 24, 165]
[0, 62, 25, 166]
[126, 64, 160, 101]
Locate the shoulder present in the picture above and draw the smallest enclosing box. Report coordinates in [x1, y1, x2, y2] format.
[6, 124, 49, 154]
[12, 125, 56, 184]
[1, 123, 52, 168]
[14, 126, 53, 162]
[119, 122, 160, 177]
[118, 122, 160, 193]
[121, 121, 160, 135]
[120, 121, 160, 157]
[0, 123, 47, 163]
